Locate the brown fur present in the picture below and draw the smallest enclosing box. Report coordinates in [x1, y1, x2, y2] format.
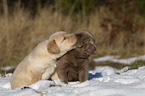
[56, 30, 97, 83]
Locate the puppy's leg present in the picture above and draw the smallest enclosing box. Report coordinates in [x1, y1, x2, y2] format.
[41, 67, 55, 80]
[79, 70, 88, 82]
[57, 68, 68, 84]
[51, 70, 61, 86]
[11, 77, 32, 89]
[51, 71, 59, 80]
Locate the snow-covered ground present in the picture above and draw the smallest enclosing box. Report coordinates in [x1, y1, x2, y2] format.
[0, 55, 145, 96]
[94, 55, 145, 65]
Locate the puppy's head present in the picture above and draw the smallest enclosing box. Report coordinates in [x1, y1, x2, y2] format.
[47, 31, 77, 54]
[74, 30, 97, 56]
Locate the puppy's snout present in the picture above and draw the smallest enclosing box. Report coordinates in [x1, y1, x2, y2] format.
[92, 46, 97, 53]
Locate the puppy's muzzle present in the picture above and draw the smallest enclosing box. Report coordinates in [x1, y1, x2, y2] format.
[92, 46, 97, 53]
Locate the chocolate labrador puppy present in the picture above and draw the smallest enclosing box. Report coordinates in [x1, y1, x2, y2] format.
[56, 30, 97, 83]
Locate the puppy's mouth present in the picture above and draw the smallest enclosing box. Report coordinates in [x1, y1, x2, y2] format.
[83, 53, 90, 56]
[83, 48, 97, 56]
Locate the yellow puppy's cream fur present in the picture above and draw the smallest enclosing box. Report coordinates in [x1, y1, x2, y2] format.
[11, 31, 77, 89]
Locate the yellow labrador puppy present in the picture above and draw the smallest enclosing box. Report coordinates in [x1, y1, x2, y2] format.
[11, 31, 77, 89]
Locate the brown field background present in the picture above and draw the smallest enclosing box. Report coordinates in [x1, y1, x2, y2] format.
[0, 0, 145, 72]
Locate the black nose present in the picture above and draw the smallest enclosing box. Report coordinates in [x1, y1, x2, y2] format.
[92, 46, 97, 52]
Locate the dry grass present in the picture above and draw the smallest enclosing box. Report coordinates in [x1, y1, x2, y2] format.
[0, 7, 145, 69]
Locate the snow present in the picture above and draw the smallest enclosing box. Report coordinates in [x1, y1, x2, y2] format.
[0, 55, 145, 96]
[94, 55, 145, 65]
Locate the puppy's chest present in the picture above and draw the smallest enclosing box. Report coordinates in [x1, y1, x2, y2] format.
[71, 59, 85, 67]
[68, 59, 88, 71]
[68, 62, 81, 70]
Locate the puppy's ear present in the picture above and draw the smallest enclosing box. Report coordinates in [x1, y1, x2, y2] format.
[47, 40, 60, 54]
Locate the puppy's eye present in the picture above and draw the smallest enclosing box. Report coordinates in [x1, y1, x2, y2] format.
[84, 39, 89, 43]
[63, 37, 66, 40]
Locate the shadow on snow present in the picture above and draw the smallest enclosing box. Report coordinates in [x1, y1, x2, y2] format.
[48, 72, 102, 81]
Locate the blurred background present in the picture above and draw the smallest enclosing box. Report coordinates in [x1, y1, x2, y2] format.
[0, 0, 145, 75]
